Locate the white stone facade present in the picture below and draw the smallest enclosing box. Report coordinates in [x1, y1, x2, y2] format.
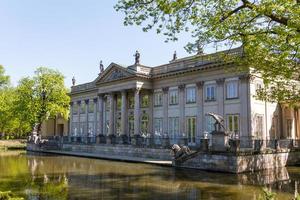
[69, 48, 300, 146]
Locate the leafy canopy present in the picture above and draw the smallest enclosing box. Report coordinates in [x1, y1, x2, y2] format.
[115, 0, 300, 104]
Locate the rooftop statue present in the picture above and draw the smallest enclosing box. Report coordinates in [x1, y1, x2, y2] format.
[72, 76, 76, 86]
[172, 51, 177, 61]
[134, 50, 140, 65]
[99, 60, 104, 73]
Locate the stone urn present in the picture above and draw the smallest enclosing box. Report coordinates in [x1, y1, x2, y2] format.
[200, 138, 209, 151]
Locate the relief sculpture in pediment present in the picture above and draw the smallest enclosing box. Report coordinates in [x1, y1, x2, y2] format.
[105, 69, 127, 81]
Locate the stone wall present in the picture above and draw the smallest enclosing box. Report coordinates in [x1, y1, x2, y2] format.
[174, 151, 299, 173]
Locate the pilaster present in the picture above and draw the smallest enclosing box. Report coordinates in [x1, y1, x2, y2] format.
[216, 78, 225, 117]
[121, 90, 128, 136]
[98, 94, 104, 135]
[178, 84, 185, 138]
[196, 81, 204, 139]
[162, 87, 169, 135]
[134, 88, 141, 135]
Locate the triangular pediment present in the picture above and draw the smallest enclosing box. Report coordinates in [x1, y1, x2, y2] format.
[95, 63, 135, 84]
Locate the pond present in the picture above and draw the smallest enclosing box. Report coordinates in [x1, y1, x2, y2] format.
[0, 151, 299, 200]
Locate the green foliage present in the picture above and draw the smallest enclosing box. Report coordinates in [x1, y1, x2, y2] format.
[0, 191, 23, 200]
[115, 0, 300, 104]
[0, 66, 70, 136]
[15, 67, 70, 133]
[258, 188, 276, 200]
[0, 65, 10, 89]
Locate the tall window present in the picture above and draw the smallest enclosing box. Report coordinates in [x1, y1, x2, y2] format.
[186, 87, 196, 103]
[117, 96, 121, 110]
[128, 96, 134, 109]
[205, 115, 215, 133]
[73, 104, 78, 114]
[186, 117, 196, 145]
[128, 115, 134, 135]
[205, 85, 216, 101]
[228, 114, 239, 135]
[80, 103, 86, 114]
[154, 92, 163, 106]
[169, 117, 179, 139]
[141, 95, 149, 108]
[116, 112, 121, 135]
[88, 101, 94, 113]
[169, 89, 178, 105]
[226, 81, 238, 99]
[287, 119, 293, 138]
[154, 118, 163, 136]
[141, 114, 149, 135]
[254, 114, 264, 139]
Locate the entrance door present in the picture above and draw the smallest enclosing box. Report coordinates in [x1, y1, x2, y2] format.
[58, 124, 64, 136]
[186, 117, 196, 146]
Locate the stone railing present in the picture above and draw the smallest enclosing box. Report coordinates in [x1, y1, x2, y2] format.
[71, 82, 96, 93]
[151, 47, 243, 75]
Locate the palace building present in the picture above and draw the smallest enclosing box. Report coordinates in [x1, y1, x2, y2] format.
[68, 48, 300, 147]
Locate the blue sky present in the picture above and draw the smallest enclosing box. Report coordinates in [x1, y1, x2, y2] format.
[0, 0, 215, 87]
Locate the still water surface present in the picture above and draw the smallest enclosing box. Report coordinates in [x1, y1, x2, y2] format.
[0, 151, 300, 200]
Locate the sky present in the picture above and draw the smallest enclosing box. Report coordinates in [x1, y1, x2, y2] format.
[0, 0, 215, 87]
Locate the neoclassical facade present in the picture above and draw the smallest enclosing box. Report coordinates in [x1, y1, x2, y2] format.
[69, 48, 300, 146]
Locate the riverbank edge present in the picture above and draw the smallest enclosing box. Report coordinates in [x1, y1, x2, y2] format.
[0, 140, 26, 151]
[26, 146, 172, 167]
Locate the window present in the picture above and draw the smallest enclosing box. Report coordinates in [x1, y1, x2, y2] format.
[169, 117, 179, 139]
[117, 96, 121, 110]
[88, 101, 94, 113]
[228, 114, 239, 135]
[205, 85, 216, 101]
[116, 112, 121, 135]
[105, 98, 110, 111]
[88, 122, 94, 136]
[186, 117, 196, 145]
[141, 95, 149, 108]
[128, 115, 134, 135]
[186, 87, 196, 103]
[128, 96, 134, 109]
[73, 104, 78, 114]
[255, 82, 263, 94]
[287, 119, 293, 138]
[72, 122, 79, 136]
[154, 118, 163, 137]
[169, 89, 178, 105]
[80, 103, 86, 114]
[226, 81, 238, 99]
[141, 114, 149, 134]
[154, 92, 163, 106]
[205, 115, 215, 133]
[254, 114, 264, 139]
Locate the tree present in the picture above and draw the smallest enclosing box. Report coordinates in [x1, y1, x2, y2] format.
[15, 67, 70, 134]
[115, 0, 300, 104]
[0, 65, 10, 89]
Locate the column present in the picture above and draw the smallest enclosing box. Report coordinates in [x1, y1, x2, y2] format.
[239, 75, 249, 139]
[178, 84, 185, 137]
[291, 108, 296, 139]
[98, 94, 104, 135]
[162, 87, 169, 135]
[93, 98, 98, 137]
[196, 81, 204, 138]
[134, 88, 141, 135]
[108, 93, 115, 136]
[69, 102, 73, 137]
[216, 78, 225, 117]
[148, 90, 154, 136]
[84, 99, 89, 136]
[121, 90, 127, 136]
[77, 101, 81, 136]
